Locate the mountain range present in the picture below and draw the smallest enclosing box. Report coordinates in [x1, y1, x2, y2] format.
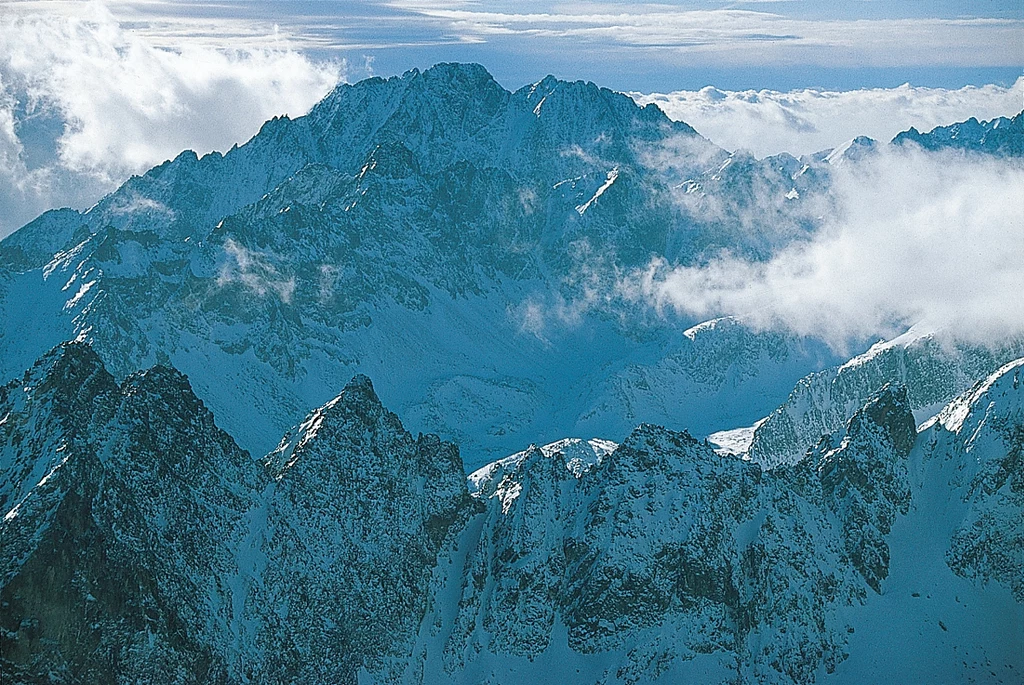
[1, 63, 1021, 683]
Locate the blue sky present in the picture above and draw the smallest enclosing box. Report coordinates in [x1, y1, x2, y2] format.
[7, 0, 1021, 91]
[83, 0, 1024, 91]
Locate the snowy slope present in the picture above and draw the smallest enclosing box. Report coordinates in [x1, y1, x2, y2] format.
[893, 110, 1024, 155]
[0, 346, 471, 684]
[0, 343, 267, 683]
[400, 367, 1022, 684]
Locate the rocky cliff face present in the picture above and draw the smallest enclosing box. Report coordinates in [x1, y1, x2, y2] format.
[399, 377, 1021, 684]
[1, 345, 1021, 684]
[922, 359, 1024, 601]
[745, 328, 1024, 469]
[893, 111, 1023, 156]
[254, 375, 473, 684]
[0, 342, 265, 684]
[421, 389, 916, 683]
[0, 346, 470, 685]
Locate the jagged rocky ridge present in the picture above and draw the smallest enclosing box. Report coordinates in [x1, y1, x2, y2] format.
[0, 343, 472, 684]
[893, 110, 1024, 156]
[3, 344, 1021, 684]
[737, 328, 1024, 469]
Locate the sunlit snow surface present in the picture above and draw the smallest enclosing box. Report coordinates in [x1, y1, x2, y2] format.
[467, 437, 617, 496]
[707, 418, 765, 456]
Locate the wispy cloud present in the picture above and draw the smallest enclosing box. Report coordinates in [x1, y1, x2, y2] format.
[624, 147, 1024, 348]
[399, 6, 1023, 67]
[633, 79, 1024, 157]
[0, 3, 342, 237]
[217, 238, 296, 303]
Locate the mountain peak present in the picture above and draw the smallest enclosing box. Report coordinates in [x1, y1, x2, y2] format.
[848, 382, 916, 457]
[15, 341, 115, 409]
[418, 61, 495, 83]
[891, 110, 1024, 155]
[29, 339, 104, 374]
[929, 357, 1024, 436]
[122, 363, 193, 394]
[263, 373, 397, 477]
[339, 372, 379, 404]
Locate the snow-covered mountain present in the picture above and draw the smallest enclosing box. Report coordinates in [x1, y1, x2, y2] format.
[2, 344, 1020, 683]
[0, 343, 267, 683]
[1, 66, 1018, 470]
[733, 327, 1024, 469]
[0, 344, 472, 683]
[1, 62, 1022, 683]
[0, 63, 845, 469]
[893, 111, 1023, 155]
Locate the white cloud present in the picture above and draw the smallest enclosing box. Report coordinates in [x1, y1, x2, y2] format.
[626, 148, 1024, 349]
[218, 238, 296, 303]
[406, 7, 1023, 68]
[0, 3, 342, 237]
[632, 79, 1024, 157]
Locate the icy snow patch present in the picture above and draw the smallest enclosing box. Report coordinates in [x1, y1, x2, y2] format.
[837, 323, 934, 373]
[576, 167, 619, 215]
[924, 357, 1024, 435]
[707, 418, 766, 457]
[467, 437, 617, 496]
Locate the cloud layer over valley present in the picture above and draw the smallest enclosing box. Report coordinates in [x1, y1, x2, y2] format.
[633, 80, 1024, 158]
[627, 148, 1024, 349]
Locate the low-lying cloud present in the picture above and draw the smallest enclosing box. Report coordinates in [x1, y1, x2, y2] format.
[218, 239, 296, 304]
[632, 79, 1024, 158]
[626, 148, 1024, 349]
[0, 4, 342, 237]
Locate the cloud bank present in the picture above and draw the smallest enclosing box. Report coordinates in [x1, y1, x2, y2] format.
[632, 79, 1024, 158]
[0, 4, 342, 237]
[627, 148, 1024, 349]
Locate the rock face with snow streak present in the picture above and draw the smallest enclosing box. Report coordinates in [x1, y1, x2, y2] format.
[893, 111, 1023, 156]
[408, 373, 1021, 684]
[425, 390, 921, 683]
[815, 385, 916, 593]
[0, 347, 470, 685]
[254, 375, 474, 683]
[922, 359, 1024, 601]
[0, 342, 266, 684]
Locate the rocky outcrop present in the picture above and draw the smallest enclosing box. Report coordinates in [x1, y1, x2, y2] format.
[418, 377, 1022, 683]
[815, 385, 915, 592]
[893, 111, 1023, 156]
[0, 345, 471, 685]
[923, 359, 1024, 601]
[0, 342, 264, 684]
[2, 352, 1022, 684]
[255, 375, 473, 683]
